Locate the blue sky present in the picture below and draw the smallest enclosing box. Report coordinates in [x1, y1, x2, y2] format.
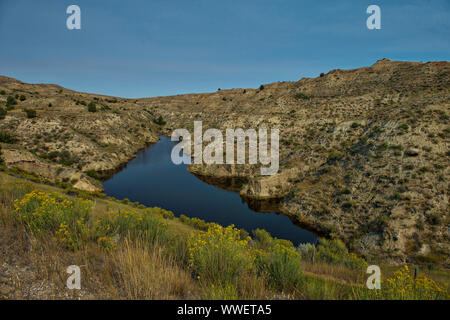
[0, 0, 448, 98]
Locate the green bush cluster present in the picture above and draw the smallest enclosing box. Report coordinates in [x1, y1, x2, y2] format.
[316, 239, 367, 270]
[153, 115, 166, 126]
[42, 150, 78, 166]
[94, 209, 168, 247]
[87, 102, 97, 112]
[0, 107, 6, 120]
[24, 108, 36, 118]
[0, 131, 16, 144]
[180, 214, 211, 231]
[6, 96, 17, 107]
[86, 169, 100, 180]
[293, 92, 309, 100]
[252, 229, 302, 291]
[257, 243, 303, 292]
[297, 242, 316, 261]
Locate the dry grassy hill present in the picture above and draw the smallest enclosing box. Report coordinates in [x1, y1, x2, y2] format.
[0, 59, 449, 264]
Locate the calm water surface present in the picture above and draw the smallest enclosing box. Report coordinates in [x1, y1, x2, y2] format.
[103, 136, 317, 245]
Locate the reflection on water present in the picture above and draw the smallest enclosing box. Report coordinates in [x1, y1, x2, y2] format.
[103, 136, 317, 245]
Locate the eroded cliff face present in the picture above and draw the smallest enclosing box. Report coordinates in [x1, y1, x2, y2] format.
[1, 145, 100, 191]
[0, 59, 449, 263]
[0, 75, 159, 189]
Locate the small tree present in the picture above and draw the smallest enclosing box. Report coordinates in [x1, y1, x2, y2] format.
[6, 96, 17, 106]
[19, 95, 26, 101]
[259, 85, 265, 90]
[0, 131, 16, 143]
[0, 107, 6, 120]
[87, 102, 97, 112]
[24, 109, 37, 118]
[153, 115, 166, 126]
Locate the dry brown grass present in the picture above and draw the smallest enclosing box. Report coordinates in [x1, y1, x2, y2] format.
[301, 261, 366, 285]
[107, 239, 198, 299]
[0, 215, 200, 299]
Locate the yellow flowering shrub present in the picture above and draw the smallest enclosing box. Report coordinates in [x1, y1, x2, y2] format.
[14, 191, 92, 249]
[94, 209, 167, 245]
[188, 224, 254, 285]
[180, 214, 211, 231]
[384, 265, 448, 300]
[97, 236, 117, 251]
[150, 207, 175, 220]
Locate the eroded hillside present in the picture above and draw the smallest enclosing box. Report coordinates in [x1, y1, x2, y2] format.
[0, 59, 449, 264]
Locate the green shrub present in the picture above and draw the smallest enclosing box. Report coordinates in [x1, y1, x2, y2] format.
[426, 212, 442, 225]
[19, 95, 26, 101]
[86, 169, 100, 179]
[153, 115, 166, 126]
[398, 123, 410, 134]
[256, 242, 303, 292]
[6, 96, 17, 106]
[328, 150, 343, 161]
[87, 102, 97, 112]
[253, 228, 274, 249]
[297, 243, 316, 262]
[179, 214, 210, 231]
[316, 239, 367, 270]
[293, 92, 309, 100]
[24, 108, 36, 118]
[341, 201, 354, 210]
[0, 131, 16, 143]
[59, 155, 76, 166]
[94, 209, 167, 246]
[0, 107, 6, 120]
[161, 209, 174, 219]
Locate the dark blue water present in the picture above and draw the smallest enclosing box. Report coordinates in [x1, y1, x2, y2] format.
[103, 136, 317, 245]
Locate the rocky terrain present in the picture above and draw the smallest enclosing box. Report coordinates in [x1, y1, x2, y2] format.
[0, 59, 449, 264]
[0, 77, 159, 191]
